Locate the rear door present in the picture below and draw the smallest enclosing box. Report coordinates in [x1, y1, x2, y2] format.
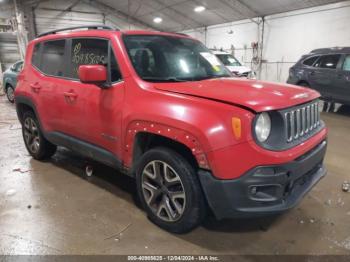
[333, 54, 350, 104]
[30, 39, 67, 132]
[310, 54, 342, 99]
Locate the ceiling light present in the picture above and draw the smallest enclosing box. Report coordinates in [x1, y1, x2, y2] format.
[194, 6, 206, 12]
[153, 17, 163, 23]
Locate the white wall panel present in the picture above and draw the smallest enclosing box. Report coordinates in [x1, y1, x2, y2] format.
[183, 1, 350, 83]
[0, 33, 21, 70]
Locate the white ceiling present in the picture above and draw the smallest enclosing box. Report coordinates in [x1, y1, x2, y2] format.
[95, 0, 345, 31]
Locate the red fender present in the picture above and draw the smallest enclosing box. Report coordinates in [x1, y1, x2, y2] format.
[124, 121, 210, 169]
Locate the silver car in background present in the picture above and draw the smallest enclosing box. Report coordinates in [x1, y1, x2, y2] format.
[2, 60, 23, 103]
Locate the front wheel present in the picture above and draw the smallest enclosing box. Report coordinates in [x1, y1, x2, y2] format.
[136, 147, 207, 233]
[6, 85, 15, 103]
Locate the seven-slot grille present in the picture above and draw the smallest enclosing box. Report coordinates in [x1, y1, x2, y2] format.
[284, 100, 320, 143]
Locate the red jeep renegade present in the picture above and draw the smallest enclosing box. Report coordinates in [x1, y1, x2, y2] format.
[15, 25, 328, 233]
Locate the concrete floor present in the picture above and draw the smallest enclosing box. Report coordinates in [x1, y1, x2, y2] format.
[0, 95, 349, 255]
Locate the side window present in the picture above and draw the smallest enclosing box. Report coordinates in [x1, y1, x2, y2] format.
[302, 56, 319, 67]
[68, 38, 108, 79]
[315, 54, 341, 69]
[41, 40, 66, 76]
[32, 43, 41, 69]
[343, 55, 350, 72]
[110, 48, 122, 82]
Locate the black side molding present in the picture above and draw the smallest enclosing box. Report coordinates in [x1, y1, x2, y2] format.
[46, 132, 123, 171]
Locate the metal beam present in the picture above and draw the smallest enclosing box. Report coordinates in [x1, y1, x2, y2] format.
[23, 4, 37, 40]
[235, 0, 260, 17]
[13, 0, 28, 59]
[64, 0, 82, 12]
[136, 0, 205, 30]
[85, 0, 156, 30]
[219, 0, 259, 19]
[191, 0, 231, 24]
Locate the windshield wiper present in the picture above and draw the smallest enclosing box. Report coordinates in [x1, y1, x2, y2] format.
[195, 75, 230, 81]
[141, 77, 189, 82]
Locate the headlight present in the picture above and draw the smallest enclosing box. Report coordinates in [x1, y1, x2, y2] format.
[254, 112, 271, 142]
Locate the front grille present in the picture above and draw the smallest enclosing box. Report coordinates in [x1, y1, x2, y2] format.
[284, 100, 320, 143]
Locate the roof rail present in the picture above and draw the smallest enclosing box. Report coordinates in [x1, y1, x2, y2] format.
[310, 47, 350, 54]
[37, 25, 118, 37]
[175, 32, 190, 37]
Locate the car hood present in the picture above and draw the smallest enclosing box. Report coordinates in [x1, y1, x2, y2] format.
[154, 78, 320, 112]
[226, 66, 251, 74]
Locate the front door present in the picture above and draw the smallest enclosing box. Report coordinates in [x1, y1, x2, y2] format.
[311, 54, 342, 99]
[333, 54, 350, 104]
[63, 38, 125, 157]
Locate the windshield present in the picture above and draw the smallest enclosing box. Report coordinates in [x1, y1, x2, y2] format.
[216, 54, 241, 67]
[123, 35, 231, 82]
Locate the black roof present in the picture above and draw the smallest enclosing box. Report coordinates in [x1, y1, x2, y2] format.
[310, 47, 350, 54]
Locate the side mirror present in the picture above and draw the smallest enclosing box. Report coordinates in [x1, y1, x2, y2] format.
[78, 65, 107, 85]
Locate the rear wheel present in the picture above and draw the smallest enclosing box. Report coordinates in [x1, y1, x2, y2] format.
[136, 147, 206, 233]
[6, 85, 15, 103]
[22, 111, 57, 160]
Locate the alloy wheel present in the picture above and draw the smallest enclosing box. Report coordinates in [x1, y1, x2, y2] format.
[6, 87, 14, 102]
[23, 117, 40, 154]
[141, 160, 186, 222]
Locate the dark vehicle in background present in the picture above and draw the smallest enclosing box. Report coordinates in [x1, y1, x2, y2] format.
[2, 60, 23, 103]
[287, 47, 350, 105]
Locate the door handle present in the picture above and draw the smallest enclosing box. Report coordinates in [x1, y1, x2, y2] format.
[63, 92, 78, 98]
[63, 91, 78, 103]
[30, 83, 41, 92]
[310, 71, 315, 76]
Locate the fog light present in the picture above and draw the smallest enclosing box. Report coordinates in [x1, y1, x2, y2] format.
[250, 186, 257, 195]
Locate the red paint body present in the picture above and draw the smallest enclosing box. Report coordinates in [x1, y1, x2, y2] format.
[15, 30, 327, 180]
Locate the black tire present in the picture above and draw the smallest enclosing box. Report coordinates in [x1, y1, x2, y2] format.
[6, 85, 15, 103]
[136, 147, 206, 234]
[22, 111, 57, 160]
[298, 82, 309, 88]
